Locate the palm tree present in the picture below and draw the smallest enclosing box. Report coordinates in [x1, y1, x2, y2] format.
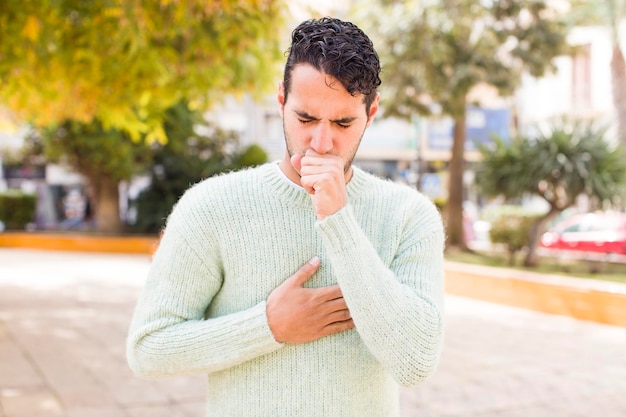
[476, 119, 626, 267]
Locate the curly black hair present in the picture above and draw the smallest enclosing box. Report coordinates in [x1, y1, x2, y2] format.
[283, 17, 381, 111]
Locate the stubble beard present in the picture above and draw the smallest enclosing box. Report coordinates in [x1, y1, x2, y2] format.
[283, 122, 365, 176]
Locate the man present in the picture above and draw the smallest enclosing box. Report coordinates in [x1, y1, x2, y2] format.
[127, 17, 445, 417]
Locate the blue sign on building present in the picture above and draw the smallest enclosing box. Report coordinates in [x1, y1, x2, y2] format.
[427, 106, 511, 151]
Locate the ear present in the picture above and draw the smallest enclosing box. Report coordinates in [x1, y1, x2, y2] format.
[365, 93, 380, 129]
[277, 81, 285, 118]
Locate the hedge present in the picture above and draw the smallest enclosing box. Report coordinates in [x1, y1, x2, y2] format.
[0, 190, 37, 230]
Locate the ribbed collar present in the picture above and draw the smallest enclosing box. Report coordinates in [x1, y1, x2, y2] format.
[259, 162, 371, 209]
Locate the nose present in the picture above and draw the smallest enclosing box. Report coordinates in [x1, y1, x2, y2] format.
[310, 123, 333, 154]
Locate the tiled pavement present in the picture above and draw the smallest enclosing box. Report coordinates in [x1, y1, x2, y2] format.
[1, 248, 625, 417]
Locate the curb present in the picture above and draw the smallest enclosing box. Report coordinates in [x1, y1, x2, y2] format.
[445, 261, 626, 328]
[0, 232, 159, 254]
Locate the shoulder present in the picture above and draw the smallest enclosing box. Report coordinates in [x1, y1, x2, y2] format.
[166, 164, 270, 228]
[354, 167, 438, 209]
[181, 164, 268, 204]
[194, 164, 266, 190]
[352, 167, 443, 232]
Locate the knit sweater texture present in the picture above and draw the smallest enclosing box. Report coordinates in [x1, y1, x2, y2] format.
[127, 162, 445, 417]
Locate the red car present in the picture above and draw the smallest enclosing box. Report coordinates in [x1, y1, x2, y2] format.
[540, 212, 626, 255]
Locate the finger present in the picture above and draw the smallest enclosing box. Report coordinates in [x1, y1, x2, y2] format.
[326, 307, 352, 323]
[302, 149, 341, 164]
[312, 285, 344, 302]
[287, 256, 320, 287]
[300, 158, 340, 173]
[300, 173, 337, 196]
[299, 161, 344, 185]
[304, 149, 333, 160]
[322, 318, 355, 336]
[300, 180, 316, 195]
[323, 296, 350, 312]
[299, 170, 333, 184]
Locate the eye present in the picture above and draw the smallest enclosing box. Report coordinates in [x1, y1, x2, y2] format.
[337, 123, 351, 129]
[298, 119, 312, 125]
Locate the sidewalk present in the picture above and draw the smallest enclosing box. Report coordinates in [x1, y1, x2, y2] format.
[1, 248, 625, 417]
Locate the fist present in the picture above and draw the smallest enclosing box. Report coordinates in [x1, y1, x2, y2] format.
[291, 150, 348, 220]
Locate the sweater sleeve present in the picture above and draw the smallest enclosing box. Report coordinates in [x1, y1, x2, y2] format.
[126, 192, 283, 378]
[315, 200, 445, 387]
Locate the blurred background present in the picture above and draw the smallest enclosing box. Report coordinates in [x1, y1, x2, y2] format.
[1, 1, 626, 416]
[3, 0, 626, 275]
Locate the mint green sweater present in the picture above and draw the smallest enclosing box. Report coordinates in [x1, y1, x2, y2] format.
[127, 163, 445, 417]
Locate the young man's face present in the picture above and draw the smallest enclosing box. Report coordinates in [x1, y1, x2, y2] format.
[278, 64, 379, 184]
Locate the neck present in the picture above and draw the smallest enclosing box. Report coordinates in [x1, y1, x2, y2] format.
[278, 159, 302, 186]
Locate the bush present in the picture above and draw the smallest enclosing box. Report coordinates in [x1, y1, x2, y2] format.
[432, 197, 446, 213]
[129, 102, 269, 234]
[0, 190, 37, 230]
[480, 204, 532, 222]
[489, 213, 541, 265]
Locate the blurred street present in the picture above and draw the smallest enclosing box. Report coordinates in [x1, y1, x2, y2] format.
[1, 248, 625, 417]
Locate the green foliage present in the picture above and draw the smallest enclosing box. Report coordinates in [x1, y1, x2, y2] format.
[1, 0, 285, 233]
[480, 204, 537, 222]
[0, 190, 37, 230]
[360, 0, 571, 119]
[444, 248, 626, 284]
[357, 0, 571, 249]
[0, 0, 285, 142]
[41, 120, 146, 183]
[432, 197, 447, 213]
[12, 120, 153, 233]
[489, 213, 542, 265]
[234, 144, 269, 167]
[131, 102, 268, 234]
[476, 119, 626, 211]
[477, 119, 626, 267]
[566, 0, 607, 26]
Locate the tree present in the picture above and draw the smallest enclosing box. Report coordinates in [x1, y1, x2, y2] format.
[475, 119, 626, 267]
[131, 102, 268, 234]
[360, 0, 570, 250]
[40, 120, 147, 233]
[0, 0, 285, 232]
[0, 0, 285, 141]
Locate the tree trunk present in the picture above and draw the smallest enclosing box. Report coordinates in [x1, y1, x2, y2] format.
[611, 45, 626, 149]
[92, 176, 123, 234]
[445, 113, 467, 251]
[523, 208, 560, 267]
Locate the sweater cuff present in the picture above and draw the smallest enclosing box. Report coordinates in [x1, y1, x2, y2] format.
[315, 205, 361, 249]
[236, 300, 284, 351]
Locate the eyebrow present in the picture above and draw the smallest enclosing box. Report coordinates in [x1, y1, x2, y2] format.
[294, 110, 358, 124]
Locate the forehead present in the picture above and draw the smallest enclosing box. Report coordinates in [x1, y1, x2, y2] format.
[287, 64, 367, 117]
